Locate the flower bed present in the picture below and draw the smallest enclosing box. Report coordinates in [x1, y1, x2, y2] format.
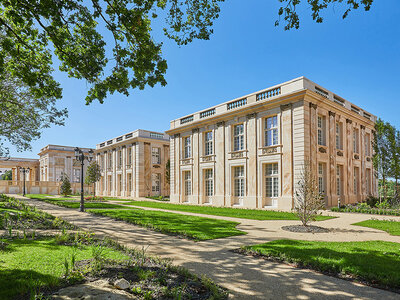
[331, 206, 400, 216]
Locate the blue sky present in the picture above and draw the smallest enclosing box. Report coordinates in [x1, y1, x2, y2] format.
[10, 0, 400, 158]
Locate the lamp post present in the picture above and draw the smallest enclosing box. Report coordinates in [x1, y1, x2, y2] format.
[19, 167, 30, 196]
[74, 147, 94, 212]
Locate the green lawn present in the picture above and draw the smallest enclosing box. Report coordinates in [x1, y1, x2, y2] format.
[243, 240, 400, 288]
[0, 238, 129, 299]
[124, 201, 335, 221]
[353, 219, 400, 236]
[25, 195, 124, 209]
[89, 208, 246, 240]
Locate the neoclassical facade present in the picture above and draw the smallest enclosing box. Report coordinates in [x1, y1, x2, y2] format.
[38, 145, 94, 182]
[166, 77, 377, 209]
[95, 129, 170, 198]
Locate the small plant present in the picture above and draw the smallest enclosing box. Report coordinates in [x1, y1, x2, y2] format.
[377, 200, 391, 209]
[60, 173, 72, 196]
[293, 163, 325, 227]
[32, 230, 36, 239]
[356, 202, 371, 210]
[64, 258, 70, 277]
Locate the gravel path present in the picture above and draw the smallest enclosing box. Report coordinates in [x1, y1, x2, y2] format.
[13, 195, 400, 300]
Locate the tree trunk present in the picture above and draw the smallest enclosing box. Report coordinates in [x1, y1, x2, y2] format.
[93, 183, 96, 197]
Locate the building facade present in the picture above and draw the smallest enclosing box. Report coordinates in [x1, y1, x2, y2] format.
[95, 129, 170, 198]
[38, 145, 94, 183]
[0, 157, 40, 182]
[166, 77, 377, 210]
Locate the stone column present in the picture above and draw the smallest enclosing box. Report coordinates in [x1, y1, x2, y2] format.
[192, 128, 200, 204]
[360, 125, 366, 199]
[309, 103, 318, 177]
[122, 146, 126, 197]
[328, 111, 337, 207]
[346, 119, 354, 202]
[281, 104, 293, 209]
[246, 113, 257, 208]
[215, 122, 225, 206]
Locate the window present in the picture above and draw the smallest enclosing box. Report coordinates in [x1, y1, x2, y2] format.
[265, 116, 278, 147]
[127, 147, 132, 166]
[100, 155, 104, 170]
[118, 150, 122, 168]
[152, 147, 161, 164]
[184, 171, 191, 196]
[55, 168, 63, 182]
[353, 128, 359, 153]
[336, 165, 343, 195]
[317, 115, 326, 146]
[265, 163, 279, 197]
[118, 174, 122, 192]
[233, 124, 244, 151]
[204, 169, 213, 197]
[127, 173, 132, 193]
[365, 133, 371, 156]
[204, 131, 213, 156]
[152, 173, 161, 193]
[318, 163, 326, 195]
[73, 168, 81, 183]
[108, 153, 112, 169]
[184, 137, 191, 159]
[336, 122, 343, 150]
[233, 166, 245, 197]
[354, 167, 359, 194]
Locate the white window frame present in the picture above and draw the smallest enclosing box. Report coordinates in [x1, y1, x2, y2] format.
[204, 169, 213, 202]
[152, 147, 161, 164]
[265, 163, 279, 198]
[336, 122, 343, 150]
[233, 166, 245, 198]
[354, 167, 359, 194]
[204, 131, 213, 156]
[152, 173, 161, 193]
[183, 137, 191, 159]
[183, 171, 191, 196]
[365, 133, 371, 156]
[265, 116, 278, 147]
[318, 163, 326, 195]
[127, 147, 132, 166]
[353, 128, 359, 153]
[233, 124, 244, 151]
[318, 115, 326, 146]
[127, 173, 132, 193]
[118, 150, 122, 168]
[336, 165, 342, 196]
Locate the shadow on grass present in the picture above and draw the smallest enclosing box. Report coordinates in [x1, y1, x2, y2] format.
[0, 268, 60, 299]
[244, 239, 400, 289]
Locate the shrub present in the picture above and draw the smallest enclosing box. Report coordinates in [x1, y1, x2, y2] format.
[366, 195, 379, 208]
[376, 200, 391, 209]
[60, 173, 72, 196]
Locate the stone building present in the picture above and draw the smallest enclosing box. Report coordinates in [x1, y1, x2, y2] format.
[38, 145, 94, 183]
[166, 77, 377, 209]
[95, 129, 170, 198]
[0, 157, 40, 182]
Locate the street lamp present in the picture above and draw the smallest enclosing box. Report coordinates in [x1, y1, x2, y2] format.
[19, 167, 30, 196]
[75, 147, 94, 212]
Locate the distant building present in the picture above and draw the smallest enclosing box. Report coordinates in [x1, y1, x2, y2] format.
[166, 77, 377, 209]
[0, 157, 40, 182]
[38, 145, 94, 182]
[95, 129, 170, 198]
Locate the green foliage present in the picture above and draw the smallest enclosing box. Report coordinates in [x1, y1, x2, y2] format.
[331, 206, 400, 216]
[0, 170, 12, 180]
[276, 0, 374, 30]
[60, 173, 72, 196]
[88, 208, 246, 240]
[165, 159, 170, 185]
[353, 219, 400, 236]
[243, 239, 400, 289]
[0, 0, 223, 105]
[85, 161, 101, 185]
[125, 200, 335, 221]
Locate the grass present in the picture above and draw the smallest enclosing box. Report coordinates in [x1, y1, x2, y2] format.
[242, 240, 400, 289]
[124, 201, 335, 221]
[89, 208, 246, 240]
[353, 219, 400, 236]
[25, 195, 125, 209]
[0, 237, 129, 299]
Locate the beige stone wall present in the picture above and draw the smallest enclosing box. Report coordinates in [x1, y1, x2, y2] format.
[95, 132, 170, 198]
[167, 79, 377, 209]
[0, 180, 92, 195]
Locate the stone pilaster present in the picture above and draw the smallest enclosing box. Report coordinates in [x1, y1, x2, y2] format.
[246, 113, 257, 208]
[215, 121, 225, 206]
[328, 111, 337, 207]
[281, 104, 293, 206]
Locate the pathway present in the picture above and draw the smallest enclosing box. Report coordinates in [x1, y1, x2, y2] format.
[14, 196, 400, 300]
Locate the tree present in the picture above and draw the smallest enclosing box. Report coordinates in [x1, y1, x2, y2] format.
[276, 0, 374, 30]
[60, 173, 72, 196]
[0, 169, 12, 180]
[0, 66, 67, 157]
[373, 119, 392, 201]
[293, 163, 325, 227]
[165, 159, 170, 185]
[85, 161, 101, 197]
[0, 0, 223, 105]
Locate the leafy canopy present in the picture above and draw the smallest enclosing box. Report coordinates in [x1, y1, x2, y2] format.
[0, 0, 224, 105]
[276, 0, 374, 30]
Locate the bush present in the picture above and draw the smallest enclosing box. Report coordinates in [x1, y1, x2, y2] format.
[376, 200, 391, 209]
[60, 173, 72, 196]
[366, 195, 379, 208]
